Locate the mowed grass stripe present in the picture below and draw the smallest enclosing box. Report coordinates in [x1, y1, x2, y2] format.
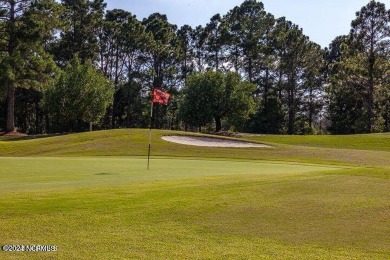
[0, 157, 343, 193]
[0, 172, 389, 259]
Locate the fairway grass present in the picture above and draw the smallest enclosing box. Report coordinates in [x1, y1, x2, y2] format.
[0, 157, 343, 192]
[0, 129, 389, 259]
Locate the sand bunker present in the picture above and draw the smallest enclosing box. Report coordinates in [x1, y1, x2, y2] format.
[162, 136, 271, 148]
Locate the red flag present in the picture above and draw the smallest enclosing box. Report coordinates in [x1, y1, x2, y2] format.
[152, 89, 170, 105]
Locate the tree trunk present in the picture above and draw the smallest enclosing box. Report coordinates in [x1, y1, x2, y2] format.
[234, 45, 239, 72]
[125, 87, 131, 128]
[170, 110, 175, 130]
[367, 52, 375, 132]
[308, 87, 313, 129]
[264, 68, 270, 116]
[111, 90, 118, 129]
[265, 68, 269, 96]
[111, 46, 120, 129]
[184, 48, 187, 86]
[215, 50, 219, 70]
[35, 99, 40, 135]
[6, 85, 15, 132]
[288, 106, 294, 135]
[215, 117, 222, 132]
[45, 114, 50, 134]
[248, 57, 253, 83]
[287, 85, 295, 135]
[6, 0, 16, 133]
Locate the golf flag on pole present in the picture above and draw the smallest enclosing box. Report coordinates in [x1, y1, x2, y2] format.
[152, 89, 170, 105]
[147, 88, 170, 170]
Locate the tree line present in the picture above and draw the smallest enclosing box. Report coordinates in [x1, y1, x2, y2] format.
[0, 0, 389, 135]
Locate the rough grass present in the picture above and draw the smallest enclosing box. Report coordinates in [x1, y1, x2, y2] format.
[0, 129, 389, 259]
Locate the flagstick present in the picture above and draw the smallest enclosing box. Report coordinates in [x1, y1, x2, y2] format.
[147, 101, 154, 170]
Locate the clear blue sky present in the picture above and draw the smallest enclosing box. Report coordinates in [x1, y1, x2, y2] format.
[105, 0, 390, 48]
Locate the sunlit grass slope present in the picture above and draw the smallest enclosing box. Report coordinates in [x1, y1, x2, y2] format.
[245, 132, 390, 151]
[0, 129, 389, 167]
[0, 129, 389, 259]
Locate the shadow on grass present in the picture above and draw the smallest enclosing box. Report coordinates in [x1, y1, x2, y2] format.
[0, 133, 71, 142]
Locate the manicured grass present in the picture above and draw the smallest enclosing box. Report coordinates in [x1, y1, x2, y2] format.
[0, 157, 343, 193]
[0, 129, 389, 259]
[0, 157, 389, 259]
[0, 129, 389, 167]
[245, 133, 390, 152]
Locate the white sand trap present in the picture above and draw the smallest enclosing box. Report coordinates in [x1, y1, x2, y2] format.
[162, 135, 271, 148]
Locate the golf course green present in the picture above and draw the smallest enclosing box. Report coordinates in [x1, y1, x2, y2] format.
[0, 129, 389, 259]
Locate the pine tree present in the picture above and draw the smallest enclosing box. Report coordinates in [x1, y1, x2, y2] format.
[327, 1, 390, 133]
[51, 0, 106, 65]
[0, 0, 59, 132]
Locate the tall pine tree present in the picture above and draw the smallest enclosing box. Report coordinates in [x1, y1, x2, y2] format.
[0, 0, 59, 132]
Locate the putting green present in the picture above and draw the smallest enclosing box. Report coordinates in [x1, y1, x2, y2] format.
[1, 156, 389, 259]
[0, 157, 342, 192]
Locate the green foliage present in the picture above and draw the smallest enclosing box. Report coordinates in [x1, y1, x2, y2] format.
[180, 70, 256, 132]
[203, 14, 229, 70]
[117, 81, 149, 128]
[142, 13, 180, 88]
[52, 0, 106, 65]
[14, 88, 45, 134]
[177, 24, 195, 83]
[44, 56, 114, 132]
[328, 0, 390, 134]
[224, 0, 274, 82]
[377, 80, 390, 131]
[0, 0, 60, 132]
[1, 0, 390, 135]
[141, 13, 180, 128]
[246, 93, 285, 134]
[224, 73, 257, 131]
[179, 72, 215, 129]
[100, 9, 152, 128]
[327, 71, 367, 134]
[271, 17, 325, 135]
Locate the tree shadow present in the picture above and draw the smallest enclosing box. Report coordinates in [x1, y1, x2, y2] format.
[0, 133, 71, 142]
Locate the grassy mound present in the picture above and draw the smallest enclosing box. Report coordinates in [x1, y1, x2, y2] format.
[0, 129, 389, 167]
